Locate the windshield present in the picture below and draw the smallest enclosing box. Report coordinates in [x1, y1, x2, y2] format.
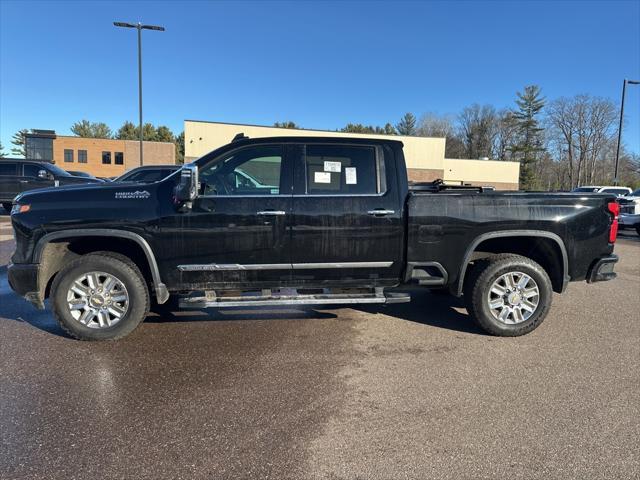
[46, 163, 72, 177]
[115, 168, 178, 183]
[571, 187, 599, 193]
[632, 188, 640, 196]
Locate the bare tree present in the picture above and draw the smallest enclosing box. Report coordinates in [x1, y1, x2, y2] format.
[546, 95, 617, 189]
[416, 113, 466, 158]
[458, 104, 498, 159]
[493, 109, 519, 161]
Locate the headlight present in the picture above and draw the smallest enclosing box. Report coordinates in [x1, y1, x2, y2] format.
[10, 204, 30, 215]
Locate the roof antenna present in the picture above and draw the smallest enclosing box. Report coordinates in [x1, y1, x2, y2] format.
[232, 132, 248, 142]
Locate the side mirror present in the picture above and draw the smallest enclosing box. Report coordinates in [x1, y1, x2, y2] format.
[174, 164, 199, 206]
[38, 170, 49, 179]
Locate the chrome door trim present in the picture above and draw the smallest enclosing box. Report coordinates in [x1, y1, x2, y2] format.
[292, 261, 393, 269]
[178, 263, 291, 272]
[177, 261, 394, 272]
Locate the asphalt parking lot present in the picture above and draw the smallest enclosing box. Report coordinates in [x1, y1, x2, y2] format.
[0, 214, 638, 480]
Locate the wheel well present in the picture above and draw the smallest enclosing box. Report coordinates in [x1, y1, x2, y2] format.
[39, 236, 153, 298]
[465, 236, 565, 293]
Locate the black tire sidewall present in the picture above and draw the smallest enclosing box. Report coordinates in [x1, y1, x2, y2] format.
[470, 257, 552, 336]
[52, 255, 149, 340]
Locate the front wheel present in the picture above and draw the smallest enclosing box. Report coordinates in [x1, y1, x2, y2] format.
[464, 254, 552, 336]
[51, 252, 149, 340]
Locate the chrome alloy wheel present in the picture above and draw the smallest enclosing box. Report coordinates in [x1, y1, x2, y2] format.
[66, 271, 129, 329]
[487, 271, 540, 324]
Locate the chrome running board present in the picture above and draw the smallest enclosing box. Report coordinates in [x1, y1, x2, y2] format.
[178, 287, 410, 309]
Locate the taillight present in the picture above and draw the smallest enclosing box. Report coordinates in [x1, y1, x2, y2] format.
[608, 201, 619, 243]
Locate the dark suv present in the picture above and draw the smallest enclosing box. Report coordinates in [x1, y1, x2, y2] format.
[0, 159, 101, 212]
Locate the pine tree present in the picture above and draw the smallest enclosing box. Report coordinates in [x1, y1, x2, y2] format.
[155, 125, 175, 143]
[396, 113, 416, 136]
[510, 85, 546, 189]
[11, 129, 29, 157]
[71, 120, 112, 138]
[175, 131, 185, 164]
[115, 121, 138, 140]
[0, 141, 6, 156]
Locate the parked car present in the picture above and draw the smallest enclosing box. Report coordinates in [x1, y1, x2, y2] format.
[618, 188, 640, 235]
[8, 136, 619, 341]
[113, 165, 180, 183]
[66, 170, 104, 181]
[0, 159, 102, 212]
[571, 185, 632, 196]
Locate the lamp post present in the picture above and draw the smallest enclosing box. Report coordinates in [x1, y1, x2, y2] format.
[113, 21, 165, 166]
[614, 79, 640, 185]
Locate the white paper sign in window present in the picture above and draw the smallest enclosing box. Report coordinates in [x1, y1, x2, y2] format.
[314, 171, 331, 183]
[324, 161, 341, 172]
[345, 167, 357, 185]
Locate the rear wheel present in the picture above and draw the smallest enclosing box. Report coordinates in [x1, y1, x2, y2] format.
[51, 252, 149, 340]
[464, 254, 552, 336]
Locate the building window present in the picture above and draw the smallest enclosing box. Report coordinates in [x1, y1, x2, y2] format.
[25, 137, 54, 161]
[78, 150, 87, 163]
[102, 151, 112, 164]
[115, 152, 124, 165]
[64, 149, 74, 163]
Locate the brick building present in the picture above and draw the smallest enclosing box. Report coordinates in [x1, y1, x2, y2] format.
[24, 130, 176, 178]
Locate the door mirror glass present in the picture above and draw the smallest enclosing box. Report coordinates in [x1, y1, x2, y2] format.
[38, 169, 49, 179]
[174, 164, 199, 203]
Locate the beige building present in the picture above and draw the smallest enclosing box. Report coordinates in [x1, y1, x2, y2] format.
[184, 120, 520, 189]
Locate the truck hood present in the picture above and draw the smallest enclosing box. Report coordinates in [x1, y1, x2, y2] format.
[14, 181, 157, 204]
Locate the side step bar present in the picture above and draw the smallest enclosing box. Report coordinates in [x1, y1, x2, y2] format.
[179, 288, 410, 309]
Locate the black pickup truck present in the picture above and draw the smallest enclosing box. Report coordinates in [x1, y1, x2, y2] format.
[8, 136, 619, 340]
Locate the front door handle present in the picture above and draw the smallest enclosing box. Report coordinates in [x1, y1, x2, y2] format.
[367, 209, 395, 216]
[257, 210, 286, 216]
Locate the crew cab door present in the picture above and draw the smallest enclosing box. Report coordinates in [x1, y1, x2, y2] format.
[290, 143, 404, 286]
[173, 144, 293, 288]
[20, 163, 56, 193]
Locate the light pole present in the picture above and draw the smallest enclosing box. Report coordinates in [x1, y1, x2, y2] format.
[614, 78, 640, 185]
[113, 21, 165, 166]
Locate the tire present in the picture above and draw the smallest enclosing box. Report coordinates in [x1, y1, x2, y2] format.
[2, 202, 12, 213]
[464, 254, 552, 337]
[51, 252, 149, 340]
[636, 224, 640, 236]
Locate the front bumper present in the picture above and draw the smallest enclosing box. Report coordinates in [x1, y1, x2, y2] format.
[586, 255, 618, 283]
[619, 213, 640, 227]
[7, 262, 45, 309]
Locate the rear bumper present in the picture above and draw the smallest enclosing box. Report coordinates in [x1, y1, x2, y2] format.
[619, 213, 640, 226]
[586, 255, 618, 283]
[7, 262, 45, 309]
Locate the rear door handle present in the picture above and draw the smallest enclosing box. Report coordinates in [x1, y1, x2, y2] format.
[367, 209, 395, 216]
[19, 180, 29, 183]
[257, 210, 286, 216]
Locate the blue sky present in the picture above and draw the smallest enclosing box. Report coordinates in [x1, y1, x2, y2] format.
[1, 0, 639, 154]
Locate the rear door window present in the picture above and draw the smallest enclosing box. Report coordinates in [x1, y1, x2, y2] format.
[0, 163, 17, 176]
[304, 145, 382, 195]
